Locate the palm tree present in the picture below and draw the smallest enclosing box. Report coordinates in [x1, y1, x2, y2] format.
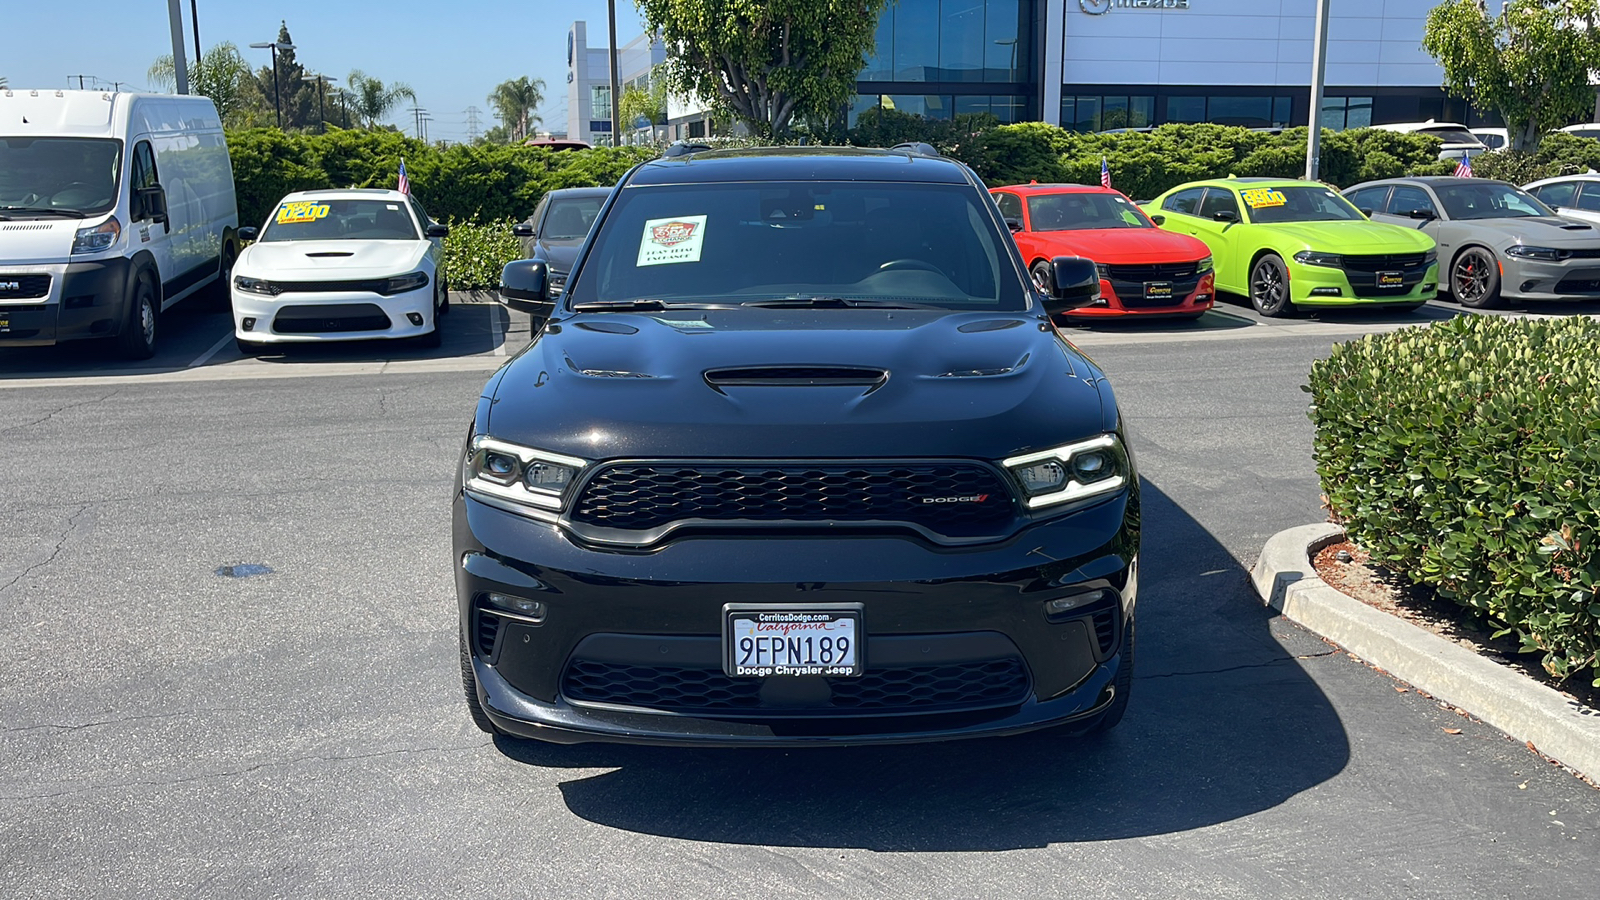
[347, 69, 417, 129]
[488, 76, 546, 142]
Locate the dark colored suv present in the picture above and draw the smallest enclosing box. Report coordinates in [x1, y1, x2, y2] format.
[454, 145, 1139, 746]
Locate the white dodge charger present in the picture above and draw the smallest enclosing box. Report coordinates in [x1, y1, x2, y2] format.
[231, 188, 449, 352]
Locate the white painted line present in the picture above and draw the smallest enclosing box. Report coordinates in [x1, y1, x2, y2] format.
[491, 306, 507, 357]
[0, 355, 505, 390]
[187, 331, 236, 368]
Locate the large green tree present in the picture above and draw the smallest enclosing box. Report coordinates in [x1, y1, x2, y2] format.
[148, 42, 267, 128]
[347, 69, 418, 130]
[634, 0, 890, 137]
[1423, 0, 1600, 152]
[488, 76, 546, 142]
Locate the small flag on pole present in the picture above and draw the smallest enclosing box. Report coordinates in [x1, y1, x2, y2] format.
[1100, 156, 1111, 189]
[1453, 156, 1472, 178]
[398, 158, 410, 195]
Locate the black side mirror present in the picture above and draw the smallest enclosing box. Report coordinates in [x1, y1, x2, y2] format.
[136, 186, 168, 227]
[512, 222, 535, 238]
[1212, 209, 1238, 223]
[1150, 213, 1166, 226]
[1405, 208, 1436, 220]
[1357, 208, 1374, 218]
[1039, 256, 1102, 319]
[238, 226, 258, 243]
[1003, 216, 1022, 233]
[499, 258, 555, 323]
[425, 223, 450, 238]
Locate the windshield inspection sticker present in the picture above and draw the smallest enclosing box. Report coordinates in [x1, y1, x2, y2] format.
[276, 201, 331, 224]
[638, 215, 707, 267]
[1241, 188, 1287, 209]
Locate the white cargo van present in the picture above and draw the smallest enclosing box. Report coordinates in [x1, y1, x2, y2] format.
[0, 90, 239, 358]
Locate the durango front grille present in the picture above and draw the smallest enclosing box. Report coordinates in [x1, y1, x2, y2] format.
[561, 657, 1030, 715]
[568, 462, 1016, 540]
[0, 275, 51, 299]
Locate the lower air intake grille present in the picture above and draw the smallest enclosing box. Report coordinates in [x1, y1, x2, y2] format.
[474, 611, 501, 657]
[1092, 609, 1117, 655]
[272, 303, 392, 333]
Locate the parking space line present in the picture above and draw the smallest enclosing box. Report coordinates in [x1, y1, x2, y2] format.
[187, 331, 235, 368]
[491, 306, 507, 357]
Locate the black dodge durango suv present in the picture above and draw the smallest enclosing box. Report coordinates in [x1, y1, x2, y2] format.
[454, 145, 1139, 746]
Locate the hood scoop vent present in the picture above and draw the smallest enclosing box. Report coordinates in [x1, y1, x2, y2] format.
[304, 251, 355, 257]
[1559, 223, 1592, 230]
[704, 366, 888, 390]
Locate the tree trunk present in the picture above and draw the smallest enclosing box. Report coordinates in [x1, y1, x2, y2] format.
[1509, 119, 1544, 154]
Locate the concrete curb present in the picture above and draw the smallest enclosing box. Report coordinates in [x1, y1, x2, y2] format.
[1252, 523, 1600, 782]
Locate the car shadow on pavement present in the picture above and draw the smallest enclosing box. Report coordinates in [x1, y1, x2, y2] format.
[1063, 308, 1254, 335]
[491, 478, 1351, 850]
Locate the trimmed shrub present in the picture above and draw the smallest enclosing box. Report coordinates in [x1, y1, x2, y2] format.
[1306, 316, 1600, 686]
[1469, 132, 1600, 185]
[442, 219, 523, 291]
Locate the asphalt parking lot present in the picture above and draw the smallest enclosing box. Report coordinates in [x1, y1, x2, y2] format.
[2, 292, 1597, 898]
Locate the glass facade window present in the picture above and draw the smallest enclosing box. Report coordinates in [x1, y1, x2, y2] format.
[591, 86, 612, 120]
[851, 93, 1027, 127]
[1060, 95, 1154, 132]
[1166, 96, 1205, 123]
[1320, 96, 1373, 131]
[1155, 95, 1291, 128]
[865, 0, 1032, 84]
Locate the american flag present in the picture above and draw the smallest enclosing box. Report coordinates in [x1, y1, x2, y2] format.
[397, 158, 410, 195]
[1100, 156, 1111, 189]
[1453, 156, 1472, 178]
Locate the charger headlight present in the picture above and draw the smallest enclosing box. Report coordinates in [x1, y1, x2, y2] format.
[1003, 434, 1128, 509]
[381, 271, 430, 295]
[1293, 250, 1343, 268]
[1195, 255, 1214, 274]
[465, 436, 587, 514]
[233, 275, 277, 296]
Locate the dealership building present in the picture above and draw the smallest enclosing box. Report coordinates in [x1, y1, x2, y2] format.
[573, 0, 1485, 142]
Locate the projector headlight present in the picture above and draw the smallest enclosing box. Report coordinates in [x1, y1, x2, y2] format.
[1003, 434, 1129, 510]
[464, 436, 588, 515]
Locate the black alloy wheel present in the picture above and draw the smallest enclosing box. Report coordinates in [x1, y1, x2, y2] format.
[437, 272, 450, 315]
[115, 270, 159, 359]
[1249, 254, 1294, 317]
[208, 243, 237, 311]
[1451, 247, 1504, 309]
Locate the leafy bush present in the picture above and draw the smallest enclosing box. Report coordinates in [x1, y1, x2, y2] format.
[442, 219, 523, 291]
[1469, 132, 1600, 185]
[1306, 316, 1600, 686]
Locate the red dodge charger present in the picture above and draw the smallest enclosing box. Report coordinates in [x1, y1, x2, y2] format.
[991, 184, 1215, 319]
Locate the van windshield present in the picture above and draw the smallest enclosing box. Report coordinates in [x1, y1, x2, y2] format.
[0, 138, 122, 216]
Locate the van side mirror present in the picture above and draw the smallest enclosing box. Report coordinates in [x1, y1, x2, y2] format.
[1212, 209, 1238, 223]
[136, 186, 168, 227]
[499, 258, 555, 324]
[1039, 256, 1101, 320]
[512, 222, 535, 238]
[238, 226, 258, 243]
[425, 223, 450, 238]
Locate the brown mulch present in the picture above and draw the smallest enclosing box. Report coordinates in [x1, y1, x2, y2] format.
[1312, 540, 1600, 712]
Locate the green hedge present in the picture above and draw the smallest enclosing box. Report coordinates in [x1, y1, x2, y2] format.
[1306, 316, 1600, 686]
[442, 219, 523, 291]
[1467, 132, 1600, 185]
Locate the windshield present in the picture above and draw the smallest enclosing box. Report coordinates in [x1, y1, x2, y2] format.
[564, 180, 1024, 310]
[0, 137, 122, 216]
[1243, 186, 1367, 224]
[542, 196, 604, 240]
[1434, 182, 1552, 220]
[1027, 192, 1151, 231]
[260, 198, 419, 241]
[1418, 126, 1481, 145]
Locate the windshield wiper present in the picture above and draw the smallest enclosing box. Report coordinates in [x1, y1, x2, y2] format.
[744, 296, 943, 310]
[0, 206, 87, 217]
[570, 299, 727, 312]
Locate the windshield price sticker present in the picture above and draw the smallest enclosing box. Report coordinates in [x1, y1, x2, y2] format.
[638, 214, 707, 267]
[1241, 188, 1287, 209]
[724, 606, 863, 677]
[276, 201, 331, 224]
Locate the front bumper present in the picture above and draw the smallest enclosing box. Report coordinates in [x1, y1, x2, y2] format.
[1289, 261, 1438, 306]
[1499, 256, 1600, 301]
[454, 487, 1139, 746]
[0, 259, 131, 346]
[1067, 274, 1215, 318]
[231, 284, 434, 343]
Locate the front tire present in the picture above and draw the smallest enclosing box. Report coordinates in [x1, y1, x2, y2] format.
[1080, 621, 1135, 736]
[1249, 254, 1295, 317]
[1451, 247, 1503, 309]
[114, 270, 159, 360]
[461, 630, 503, 736]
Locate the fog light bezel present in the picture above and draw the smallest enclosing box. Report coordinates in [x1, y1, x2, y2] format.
[482, 591, 547, 623]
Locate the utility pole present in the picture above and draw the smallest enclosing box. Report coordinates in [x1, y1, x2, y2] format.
[410, 106, 429, 139]
[1305, 0, 1331, 181]
[166, 0, 189, 94]
[70, 75, 88, 90]
[607, 0, 621, 147]
[464, 105, 482, 143]
[190, 0, 201, 65]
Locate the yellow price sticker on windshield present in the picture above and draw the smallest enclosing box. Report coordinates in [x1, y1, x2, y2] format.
[1241, 188, 1287, 209]
[276, 201, 331, 224]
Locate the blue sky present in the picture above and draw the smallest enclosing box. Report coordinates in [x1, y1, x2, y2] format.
[2, 1, 647, 142]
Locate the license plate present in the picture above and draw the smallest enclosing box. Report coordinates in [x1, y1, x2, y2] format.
[0, 317, 9, 332]
[1143, 281, 1173, 300]
[723, 604, 863, 677]
[1377, 271, 1405, 287]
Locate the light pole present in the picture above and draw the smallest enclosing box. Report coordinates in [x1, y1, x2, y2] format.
[1305, 0, 1331, 181]
[303, 73, 336, 133]
[249, 40, 295, 128]
[165, 0, 189, 94]
[608, 0, 621, 147]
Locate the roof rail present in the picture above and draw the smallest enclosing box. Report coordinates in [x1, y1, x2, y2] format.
[888, 141, 940, 158]
[662, 141, 714, 158]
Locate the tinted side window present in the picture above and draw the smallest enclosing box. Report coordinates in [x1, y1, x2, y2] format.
[409, 197, 431, 228]
[1198, 188, 1240, 219]
[1534, 182, 1579, 208]
[1574, 183, 1600, 212]
[1344, 186, 1389, 213]
[131, 142, 159, 191]
[1389, 186, 1437, 218]
[994, 191, 1023, 224]
[1163, 187, 1204, 215]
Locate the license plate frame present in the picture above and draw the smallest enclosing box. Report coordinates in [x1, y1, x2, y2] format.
[1377, 271, 1405, 288]
[1143, 281, 1174, 301]
[722, 603, 864, 678]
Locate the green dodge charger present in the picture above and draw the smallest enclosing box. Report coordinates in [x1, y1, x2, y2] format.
[1140, 178, 1439, 316]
